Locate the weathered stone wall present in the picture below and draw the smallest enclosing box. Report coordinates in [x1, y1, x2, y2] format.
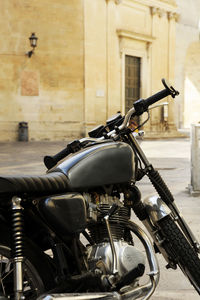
[0, 0, 84, 141]
[0, 0, 178, 141]
[84, 0, 178, 136]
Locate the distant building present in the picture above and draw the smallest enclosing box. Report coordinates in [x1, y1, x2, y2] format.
[175, 0, 200, 131]
[0, 0, 178, 141]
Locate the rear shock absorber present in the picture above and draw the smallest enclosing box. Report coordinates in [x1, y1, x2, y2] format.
[11, 196, 25, 300]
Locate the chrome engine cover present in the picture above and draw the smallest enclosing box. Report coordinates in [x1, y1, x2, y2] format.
[87, 240, 145, 277]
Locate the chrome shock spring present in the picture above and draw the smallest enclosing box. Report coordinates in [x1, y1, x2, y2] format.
[11, 204, 24, 258]
[11, 196, 25, 300]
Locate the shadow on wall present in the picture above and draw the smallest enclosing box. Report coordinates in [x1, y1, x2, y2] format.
[184, 41, 200, 127]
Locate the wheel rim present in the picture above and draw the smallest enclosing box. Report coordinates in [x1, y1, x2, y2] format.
[0, 245, 44, 299]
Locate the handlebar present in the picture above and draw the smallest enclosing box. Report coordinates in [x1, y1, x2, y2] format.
[43, 78, 179, 169]
[44, 140, 81, 169]
[44, 149, 70, 170]
[133, 78, 179, 116]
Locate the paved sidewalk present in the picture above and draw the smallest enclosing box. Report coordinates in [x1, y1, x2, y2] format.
[0, 138, 199, 299]
[138, 138, 200, 299]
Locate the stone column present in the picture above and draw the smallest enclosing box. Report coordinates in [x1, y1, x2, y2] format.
[147, 6, 179, 136]
[150, 7, 168, 133]
[105, 0, 121, 118]
[190, 124, 200, 195]
[167, 11, 179, 132]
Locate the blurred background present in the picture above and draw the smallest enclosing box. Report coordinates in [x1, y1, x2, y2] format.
[0, 0, 199, 141]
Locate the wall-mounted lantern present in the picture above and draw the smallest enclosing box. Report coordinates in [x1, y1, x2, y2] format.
[26, 33, 38, 58]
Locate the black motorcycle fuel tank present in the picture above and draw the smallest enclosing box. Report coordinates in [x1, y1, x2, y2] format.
[50, 141, 135, 191]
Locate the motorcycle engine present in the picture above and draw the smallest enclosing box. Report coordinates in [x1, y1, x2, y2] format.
[85, 193, 145, 279]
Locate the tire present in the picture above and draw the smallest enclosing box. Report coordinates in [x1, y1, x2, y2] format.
[158, 215, 200, 294]
[0, 224, 55, 300]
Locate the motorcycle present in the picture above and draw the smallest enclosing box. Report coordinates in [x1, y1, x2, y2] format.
[0, 79, 200, 300]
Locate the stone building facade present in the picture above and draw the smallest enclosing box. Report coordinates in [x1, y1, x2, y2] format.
[0, 0, 178, 141]
[175, 0, 200, 131]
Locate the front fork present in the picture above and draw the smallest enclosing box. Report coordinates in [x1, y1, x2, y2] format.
[11, 196, 25, 300]
[129, 133, 200, 254]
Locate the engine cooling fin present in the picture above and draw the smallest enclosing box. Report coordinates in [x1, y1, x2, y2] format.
[88, 203, 130, 243]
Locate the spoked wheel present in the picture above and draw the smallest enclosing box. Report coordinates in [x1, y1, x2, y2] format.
[0, 221, 56, 300]
[157, 215, 200, 294]
[0, 245, 45, 299]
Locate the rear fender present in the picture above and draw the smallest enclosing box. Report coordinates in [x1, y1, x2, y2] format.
[143, 195, 171, 224]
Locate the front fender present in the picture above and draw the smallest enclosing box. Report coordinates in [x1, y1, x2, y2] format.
[143, 195, 171, 224]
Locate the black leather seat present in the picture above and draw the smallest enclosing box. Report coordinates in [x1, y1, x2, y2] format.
[0, 172, 71, 197]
